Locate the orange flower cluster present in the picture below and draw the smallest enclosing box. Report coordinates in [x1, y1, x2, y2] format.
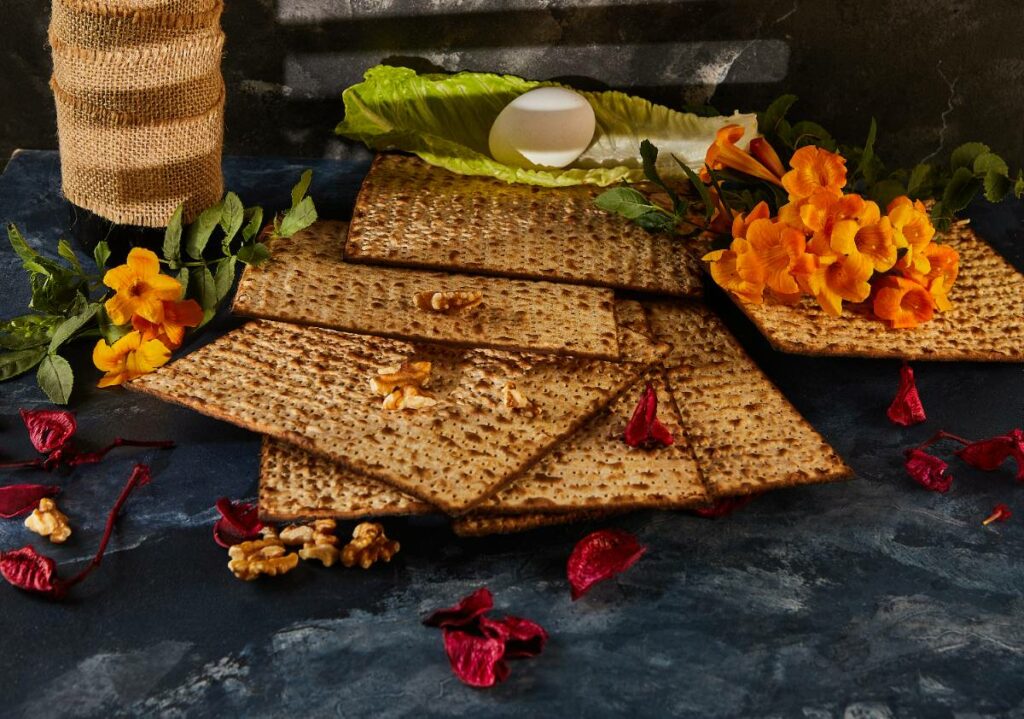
[92, 248, 202, 387]
[702, 127, 959, 328]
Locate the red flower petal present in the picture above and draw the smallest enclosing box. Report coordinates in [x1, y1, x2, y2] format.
[887, 363, 926, 427]
[0, 484, 60, 519]
[624, 383, 674, 449]
[0, 546, 60, 596]
[905, 448, 953, 492]
[692, 495, 754, 518]
[423, 587, 494, 628]
[957, 429, 1024, 481]
[983, 503, 1012, 525]
[213, 498, 263, 548]
[480, 615, 548, 659]
[567, 529, 646, 600]
[442, 628, 510, 687]
[20, 408, 77, 453]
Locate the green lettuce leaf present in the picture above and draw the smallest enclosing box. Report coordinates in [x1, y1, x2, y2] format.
[336, 65, 757, 187]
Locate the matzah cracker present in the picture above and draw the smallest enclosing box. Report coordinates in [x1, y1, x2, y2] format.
[644, 301, 853, 498]
[233, 220, 621, 360]
[259, 436, 431, 521]
[344, 154, 702, 297]
[451, 510, 618, 537]
[130, 320, 646, 512]
[718, 221, 1024, 362]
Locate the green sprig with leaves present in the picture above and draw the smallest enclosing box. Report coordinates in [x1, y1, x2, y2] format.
[0, 170, 318, 404]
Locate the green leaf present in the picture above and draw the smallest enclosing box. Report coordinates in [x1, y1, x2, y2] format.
[7, 224, 37, 264]
[241, 206, 264, 242]
[48, 303, 99, 353]
[906, 164, 933, 198]
[163, 205, 184, 268]
[0, 346, 48, 381]
[96, 306, 131, 345]
[0, 314, 58, 350]
[942, 166, 981, 214]
[219, 192, 245, 253]
[185, 202, 222, 260]
[973, 152, 1009, 178]
[37, 353, 74, 404]
[214, 257, 237, 302]
[983, 169, 1012, 203]
[236, 242, 271, 267]
[1015, 170, 1024, 199]
[634, 211, 678, 233]
[790, 121, 835, 151]
[855, 119, 877, 179]
[291, 169, 313, 208]
[188, 267, 218, 327]
[277, 197, 317, 238]
[673, 156, 716, 222]
[594, 187, 662, 220]
[950, 142, 990, 171]
[868, 179, 907, 209]
[176, 267, 189, 290]
[57, 239, 84, 275]
[758, 94, 798, 140]
[93, 240, 111, 271]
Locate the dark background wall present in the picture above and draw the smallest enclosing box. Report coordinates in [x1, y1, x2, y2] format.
[2, 0, 1023, 168]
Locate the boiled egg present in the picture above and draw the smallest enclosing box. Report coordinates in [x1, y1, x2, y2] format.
[488, 87, 596, 169]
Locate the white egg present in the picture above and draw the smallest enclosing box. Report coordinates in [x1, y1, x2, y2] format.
[488, 87, 596, 170]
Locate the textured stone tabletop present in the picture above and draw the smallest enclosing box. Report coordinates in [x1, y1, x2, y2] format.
[1, 151, 1023, 718]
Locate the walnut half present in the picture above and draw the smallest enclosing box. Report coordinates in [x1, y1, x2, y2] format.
[341, 522, 400, 569]
[413, 290, 483, 312]
[382, 385, 438, 411]
[370, 361, 432, 396]
[227, 538, 299, 581]
[25, 498, 71, 544]
[281, 519, 342, 567]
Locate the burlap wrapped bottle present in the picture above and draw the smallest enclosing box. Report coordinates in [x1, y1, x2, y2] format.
[50, 0, 225, 228]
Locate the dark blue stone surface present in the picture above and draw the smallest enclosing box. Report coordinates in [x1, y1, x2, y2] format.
[1, 151, 1023, 718]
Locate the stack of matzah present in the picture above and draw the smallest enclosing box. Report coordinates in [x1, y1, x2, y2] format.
[130, 154, 854, 535]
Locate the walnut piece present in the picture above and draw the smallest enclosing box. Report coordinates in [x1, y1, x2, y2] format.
[227, 538, 299, 581]
[24, 497, 71, 544]
[370, 361, 432, 396]
[501, 381, 535, 414]
[341, 522, 400, 569]
[382, 385, 438, 411]
[414, 290, 483, 312]
[282, 519, 342, 567]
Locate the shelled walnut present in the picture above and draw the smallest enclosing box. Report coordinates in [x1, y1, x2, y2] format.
[382, 385, 438, 411]
[281, 519, 342, 567]
[413, 290, 483, 312]
[370, 361, 432, 396]
[341, 522, 400, 569]
[227, 538, 299, 581]
[24, 497, 71, 544]
[501, 381, 536, 415]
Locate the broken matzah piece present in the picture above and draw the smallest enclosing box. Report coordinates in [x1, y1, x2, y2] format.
[715, 221, 1024, 362]
[451, 510, 619, 538]
[233, 220, 622, 360]
[344, 154, 702, 297]
[129, 320, 647, 513]
[644, 301, 853, 499]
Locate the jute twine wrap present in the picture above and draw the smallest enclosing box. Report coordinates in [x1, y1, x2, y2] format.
[50, 0, 224, 226]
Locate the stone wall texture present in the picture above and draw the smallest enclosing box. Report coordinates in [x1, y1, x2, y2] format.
[3, 0, 1023, 167]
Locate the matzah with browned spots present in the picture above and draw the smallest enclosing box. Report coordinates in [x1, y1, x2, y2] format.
[233, 220, 622, 360]
[344, 154, 702, 297]
[644, 301, 853, 499]
[714, 221, 1024, 362]
[129, 320, 646, 513]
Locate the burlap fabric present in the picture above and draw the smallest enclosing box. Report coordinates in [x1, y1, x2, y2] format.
[50, 0, 225, 227]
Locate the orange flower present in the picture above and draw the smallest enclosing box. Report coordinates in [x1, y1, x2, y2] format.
[703, 247, 765, 304]
[103, 248, 183, 325]
[749, 138, 786, 178]
[132, 299, 204, 349]
[902, 243, 960, 311]
[742, 218, 815, 296]
[730, 201, 772, 240]
[92, 331, 171, 388]
[798, 252, 873, 316]
[781, 146, 848, 201]
[888, 196, 936, 275]
[702, 125, 785, 186]
[873, 276, 936, 328]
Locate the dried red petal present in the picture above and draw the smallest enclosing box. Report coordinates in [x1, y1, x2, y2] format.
[20, 408, 77, 453]
[0, 546, 60, 596]
[213, 498, 263, 548]
[983, 503, 1012, 526]
[0, 484, 60, 519]
[692, 495, 754, 518]
[442, 628, 510, 687]
[480, 615, 548, 659]
[567, 528, 646, 600]
[423, 587, 494, 628]
[957, 429, 1024, 481]
[905, 448, 953, 492]
[623, 383, 674, 449]
[887, 363, 926, 427]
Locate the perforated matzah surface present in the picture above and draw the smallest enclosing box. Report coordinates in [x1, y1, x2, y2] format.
[724, 222, 1024, 362]
[644, 301, 852, 498]
[233, 220, 621, 360]
[344, 154, 703, 297]
[130, 320, 645, 512]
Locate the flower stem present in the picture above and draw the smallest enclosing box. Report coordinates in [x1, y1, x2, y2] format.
[67, 438, 175, 467]
[0, 459, 44, 470]
[915, 430, 971, 451]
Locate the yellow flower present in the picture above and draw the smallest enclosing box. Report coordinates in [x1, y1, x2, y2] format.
[743, 218, 814, 297]
[702, 125, 785, 186]
[92, 331, 171, 388]
[798, 251, 874, 316]
[887, 196, 936, 275]
[872, 276, 935, 328]
[901, 243, 960, 312]
[703, 247, 765, 304]
[132, 299, 204, 350]
[781, 146, 848, 202]
[730, 201, 771, 240]
[103, 248, 183, 325]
